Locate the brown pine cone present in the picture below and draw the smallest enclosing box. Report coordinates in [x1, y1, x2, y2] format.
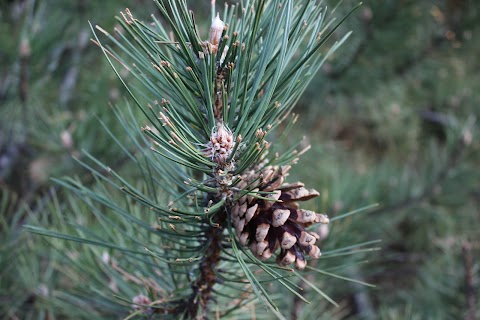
[231, 165, 329, 270]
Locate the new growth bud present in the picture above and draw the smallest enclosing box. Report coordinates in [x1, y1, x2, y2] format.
[202, 123, 235, 168]
[209, 13, 225, 53]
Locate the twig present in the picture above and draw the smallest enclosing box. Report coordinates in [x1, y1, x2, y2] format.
[290, 280, 304, 320]
[187, 211, 226, 319]
[19, 38, 31, 104]
[59, 30, 89, 107]
[462, 241, 477, 320]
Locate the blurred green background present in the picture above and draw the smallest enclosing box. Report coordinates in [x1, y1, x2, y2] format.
[1, 0, 479, 319]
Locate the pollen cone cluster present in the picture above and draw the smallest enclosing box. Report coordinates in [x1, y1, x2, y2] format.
[231, 165, 329, 270]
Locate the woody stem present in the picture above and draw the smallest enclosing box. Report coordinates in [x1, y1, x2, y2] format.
[187, 211, 226, 319]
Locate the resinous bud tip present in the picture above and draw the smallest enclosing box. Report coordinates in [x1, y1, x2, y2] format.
[209, 13, 225, 46]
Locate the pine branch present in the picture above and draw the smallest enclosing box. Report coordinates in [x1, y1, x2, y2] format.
[23, 1, 368, 318]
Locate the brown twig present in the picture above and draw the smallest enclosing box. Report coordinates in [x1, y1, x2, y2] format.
[59, 30, 89, 107]
[462, 240, 477, 320]
[187, 212, 226, 319]
[290, 280, 304, 320]
[19, 38, 31, 104]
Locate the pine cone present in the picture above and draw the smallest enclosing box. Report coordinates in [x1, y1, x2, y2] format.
[231, 165, 329, 270]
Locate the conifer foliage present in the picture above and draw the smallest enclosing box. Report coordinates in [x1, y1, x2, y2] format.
[27, 0, 360, 318]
